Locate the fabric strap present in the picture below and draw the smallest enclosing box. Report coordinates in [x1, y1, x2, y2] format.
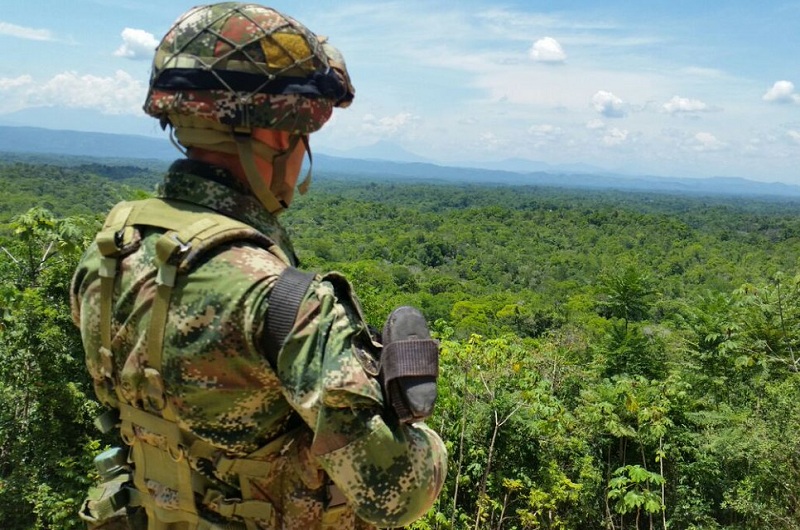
[95, 204, 137, 407]
[297, 135, 313, 195]
[380, 340, 440, 384]
[263, 267, 316, 367]
[119, 401, 283, 527]
[234, 134, 285, 213]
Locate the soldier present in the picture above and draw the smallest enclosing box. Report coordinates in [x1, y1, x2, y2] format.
[70, 3, 446, 529]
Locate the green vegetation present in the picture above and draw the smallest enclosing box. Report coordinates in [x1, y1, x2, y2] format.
[2, 160, 800, 529]
[0, 161, 160, 219]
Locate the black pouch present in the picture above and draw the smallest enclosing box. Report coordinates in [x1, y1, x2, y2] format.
[380, 306, 440, 423]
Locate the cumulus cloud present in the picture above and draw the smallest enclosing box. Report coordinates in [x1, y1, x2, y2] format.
[586, 119, 605, 130]
[663, 95, 709, 114]
[787, 130, 800, 145]
[362, 112, 417, 135]
[529, 37, 566, 63]
[603, 127, 628, 146]
[691, 132, 726, 152]
[114, 28, 159, 60]
[763, 81, 800, 104]
[0, 21, 53, 41]
[0, 70, 145, 115]
[592, 90, 626, 118]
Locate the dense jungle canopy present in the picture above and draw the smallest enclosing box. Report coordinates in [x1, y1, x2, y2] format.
[1, 159, 800, 529]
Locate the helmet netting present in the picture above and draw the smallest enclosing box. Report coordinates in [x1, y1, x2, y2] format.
[153, 3, 326, 104]
[145, 3, 352, 133]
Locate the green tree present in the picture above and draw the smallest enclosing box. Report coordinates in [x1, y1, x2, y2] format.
[608, 465, 665, 529]
[0, 207, 102, 529]
[598, 265, 656, 326]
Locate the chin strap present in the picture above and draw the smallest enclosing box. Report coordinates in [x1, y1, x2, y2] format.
[235, 132, 313, 214]
[174, 123, 312, 214]
[298, 135, 313, 196]
[168, 127, 188, 157]
[233, 133, 286, 214]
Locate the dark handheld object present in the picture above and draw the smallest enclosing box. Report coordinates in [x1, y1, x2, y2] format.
[380, 306, 440, 423]
[94, 447, 129, 481]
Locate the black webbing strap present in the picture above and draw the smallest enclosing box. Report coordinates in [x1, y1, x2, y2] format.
[380, 340, 440, 384]
[264, 267, 316, 367]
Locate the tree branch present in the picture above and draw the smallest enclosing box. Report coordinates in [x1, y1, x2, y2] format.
[0, 245, 20, 264]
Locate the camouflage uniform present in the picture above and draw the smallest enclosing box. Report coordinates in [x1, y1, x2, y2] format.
[71, 159, 447, 529]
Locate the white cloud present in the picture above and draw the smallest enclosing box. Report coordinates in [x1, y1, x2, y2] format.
[0, 75, 33, 90]
[0, 70, 145, 115]
[763, 81, 800, 104]
[663, 96, 709, 114]
[787, 130, 800, 145]
[479, 131, 506, 151]
[41, 71, 145, 114]
[527, 124, 563, 148]
[362, 112, 417, 135]
[592, 90, 626, 118]
[114, 28, 159, 60]
[478, 9, 617, 34]
[603, 127, 628, 146]
[680, 66, 727, 79]
[529, 37, 566, 63]
[0, 21, 53, 41]
[691, 132, 726, 152]
[528, 124, 562, 137]
[586, 119, 605, 130]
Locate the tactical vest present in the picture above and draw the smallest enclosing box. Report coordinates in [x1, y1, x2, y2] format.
[82, 197, 335, 530]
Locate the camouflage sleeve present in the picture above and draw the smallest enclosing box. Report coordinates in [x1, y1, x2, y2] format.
[268, 272, 447, 527]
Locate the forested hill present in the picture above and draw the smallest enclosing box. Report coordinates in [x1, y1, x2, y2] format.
[312, 155, 800, 198]
[0, 159, 162, 219]
[3, 124, 800, 197]
[2, 159, 800, 529]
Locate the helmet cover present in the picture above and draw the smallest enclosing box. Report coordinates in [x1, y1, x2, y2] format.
[144, 2, 354, 134]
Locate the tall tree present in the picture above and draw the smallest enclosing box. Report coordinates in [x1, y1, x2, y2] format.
[0, 207, 102, 529]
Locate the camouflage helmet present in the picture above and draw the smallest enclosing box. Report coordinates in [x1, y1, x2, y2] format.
[144, 2, 354, 134]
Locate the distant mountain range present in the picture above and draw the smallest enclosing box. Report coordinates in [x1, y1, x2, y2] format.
[0, 125, 178, 160]
[2, 125, 800, 198]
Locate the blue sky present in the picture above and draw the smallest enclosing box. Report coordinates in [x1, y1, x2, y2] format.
[2, 1, 800, 183]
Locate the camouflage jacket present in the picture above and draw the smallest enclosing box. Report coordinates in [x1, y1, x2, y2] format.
[71, 160, 446, 529]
